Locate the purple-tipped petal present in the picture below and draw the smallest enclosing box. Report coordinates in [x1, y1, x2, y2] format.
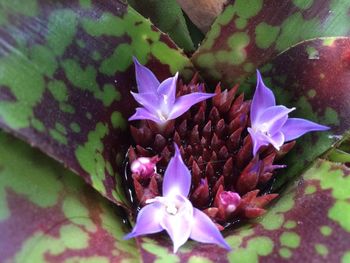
[248, 128, 270, 156]
[168, 92, 216, 120]
[255, 106, 295, 135]
[130, 92, 160, 113]
[157, 73, 179, 108]
[280, 118, 330, 141]
[163, 144, 191, 197]
[133, 57, 160, 94]
[160, 196, 193, 253]
[251, 70, 276, 125]
[129, 107, 163, 124]
[124, 202, 163, 239]
[190, 208, 231, 251]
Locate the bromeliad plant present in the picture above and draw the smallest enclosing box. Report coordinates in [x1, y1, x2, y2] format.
[0, 0, 350, 262]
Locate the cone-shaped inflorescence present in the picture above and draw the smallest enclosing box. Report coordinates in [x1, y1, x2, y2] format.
[127, 74, 295, 229]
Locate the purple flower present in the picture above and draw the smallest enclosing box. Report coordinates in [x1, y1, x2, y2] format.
[248, 70, 330, 156]
[124, 144, 231, 253]
[129, 58, 215, 125]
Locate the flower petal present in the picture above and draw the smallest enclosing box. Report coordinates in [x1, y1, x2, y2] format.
[168, 92, 216, 120]
[157, 73, 178, 109]
[133, 57, 160, 94]
[190, 208, 231, 251]
[130, 91, 160, 113]
[251, 70, 276, 125]
[280, 118, 330, 141]
[160, 196, 193, 253]
[268, 131, 285, 150]
[124, 202, 163, 239]
[128, 107, 162, 124]
[248, 128, 285, 155]
[163, 144, 192, 197]
[255, 105, 295, 135]
[248, 128, 271, 156]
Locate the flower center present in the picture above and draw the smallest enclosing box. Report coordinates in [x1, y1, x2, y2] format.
[156, 109, 168, 122]
[166, 203, 178, 215]
[260, 122, 269, 133]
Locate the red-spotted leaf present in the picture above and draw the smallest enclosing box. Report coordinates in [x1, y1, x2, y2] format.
[192, 0, 350, 85]
[0, 0, 193, 209]
[0, 131, 139, 262]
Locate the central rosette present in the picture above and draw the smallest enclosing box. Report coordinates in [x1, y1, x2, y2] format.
[126, 72, 295, 229]
[123, 58, 329, 253]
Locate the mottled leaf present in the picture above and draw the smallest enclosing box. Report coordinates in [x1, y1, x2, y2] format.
[192, 0, 350, 85]
[0, 131, 139, 262]
[0, 0, 193, 209]
[128, 0, 195, 52]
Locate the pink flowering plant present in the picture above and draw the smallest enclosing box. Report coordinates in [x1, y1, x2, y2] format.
[0, 1, 350, 262]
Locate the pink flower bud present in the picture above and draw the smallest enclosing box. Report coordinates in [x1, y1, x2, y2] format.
[218, 191, 241, 214]
[130, 156, 159, 178]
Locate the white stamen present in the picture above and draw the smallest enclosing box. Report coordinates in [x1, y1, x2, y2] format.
[163, 94, 168, 104]
[166, 203, 178, 215]
[226, 204, 237, 213]
[260, 122, 269, 133]
[156, 110, 167, 122]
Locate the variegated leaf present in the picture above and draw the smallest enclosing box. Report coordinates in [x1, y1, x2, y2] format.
[0, 131, 139, 262]
[0, 0, 193, 209]
[192, 0, 350, 85]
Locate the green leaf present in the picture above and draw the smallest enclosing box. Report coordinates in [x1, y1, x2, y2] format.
[0, 0, 193, 209]
[327, 139, 350, 164]
[128, 0, 195, 52]
[192, 0, 350, 85]
[0, 131, 139, 262]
